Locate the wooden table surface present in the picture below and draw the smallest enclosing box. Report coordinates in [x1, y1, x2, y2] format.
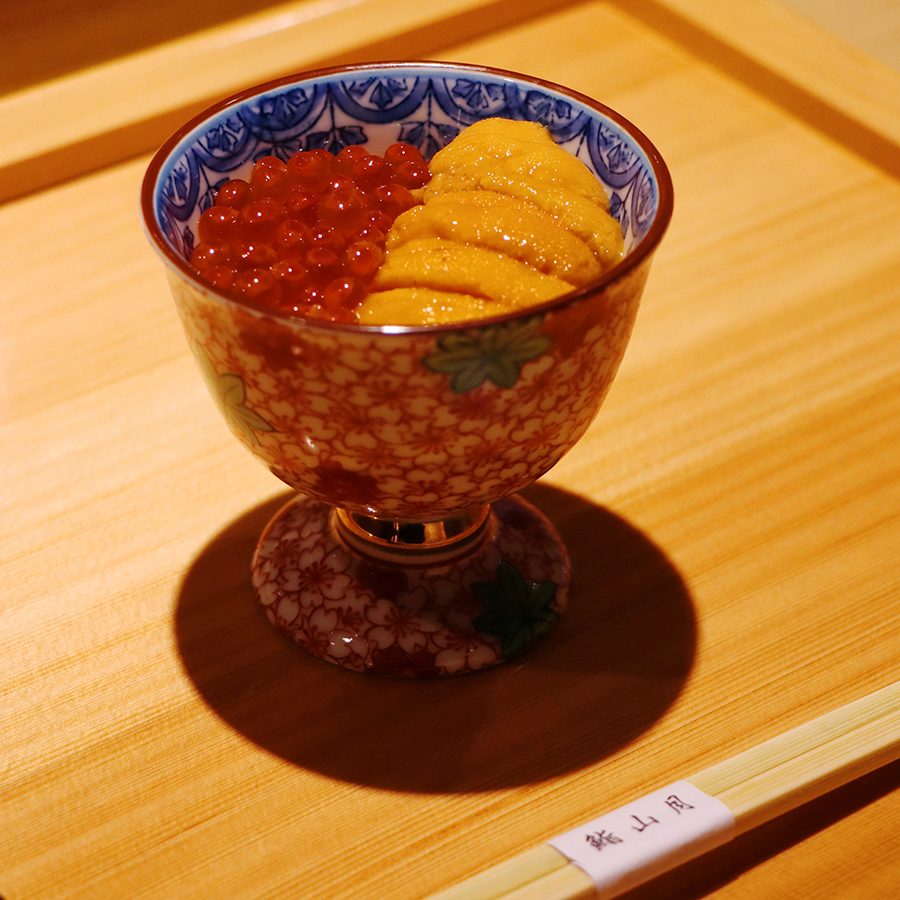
[2, 1, 898, 897]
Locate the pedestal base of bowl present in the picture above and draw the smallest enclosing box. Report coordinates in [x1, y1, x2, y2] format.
[251, 493, 570, 677]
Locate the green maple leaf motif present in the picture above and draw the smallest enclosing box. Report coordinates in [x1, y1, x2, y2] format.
[196, 351, 275, 445]
[472, 560, 559, 659]
[423, 317, 552, 393]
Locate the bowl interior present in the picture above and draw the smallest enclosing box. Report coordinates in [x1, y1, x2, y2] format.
[148, 62, 669, 272]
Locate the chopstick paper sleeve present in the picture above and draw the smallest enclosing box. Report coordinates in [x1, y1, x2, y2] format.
[547, 780, 734, 894]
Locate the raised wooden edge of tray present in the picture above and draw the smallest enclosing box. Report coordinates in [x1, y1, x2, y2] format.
[1, 0, 898, 205]
[0, 0, 581, 204]
[618, 0, 900, 177]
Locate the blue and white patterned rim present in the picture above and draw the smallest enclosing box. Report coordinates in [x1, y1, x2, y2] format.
[153, 65, 666, 264]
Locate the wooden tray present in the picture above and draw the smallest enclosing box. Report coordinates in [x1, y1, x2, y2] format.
[2, 1, 898, 897]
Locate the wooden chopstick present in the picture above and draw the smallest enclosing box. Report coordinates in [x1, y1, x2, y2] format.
[431, 681, 900, 899]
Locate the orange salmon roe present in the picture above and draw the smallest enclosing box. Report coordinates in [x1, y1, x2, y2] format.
[189, 142, 429, 322]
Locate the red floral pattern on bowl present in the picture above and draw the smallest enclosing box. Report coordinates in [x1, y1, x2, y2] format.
[252, 494, 569, 676]
[172, 260, 648, 519]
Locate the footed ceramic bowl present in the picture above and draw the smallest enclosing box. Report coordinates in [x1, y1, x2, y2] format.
[142, 61, 672, 677]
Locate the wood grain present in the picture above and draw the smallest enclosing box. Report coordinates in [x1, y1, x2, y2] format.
[0, 0, 582, 203]
[2, 2, 899, 898]
[626, 0, 900, 147]
[435, 683, 900, 898]
[614, 0, 900, 182]
[0, 0, 292, 95]
[781, 0, 900, 70]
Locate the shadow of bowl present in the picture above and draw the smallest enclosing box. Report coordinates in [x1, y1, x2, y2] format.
[173, 483, 696, 792]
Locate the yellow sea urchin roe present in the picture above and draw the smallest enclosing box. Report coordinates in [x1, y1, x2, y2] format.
[424, 172, 622, 266]
[373, 238, 572, 305]
[358, 288, 509, 326]
[429, 119, 610, 209]
[386, 191, 602, 285]
[357, 118, 624, 325]
[426, 118, 623, 266]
